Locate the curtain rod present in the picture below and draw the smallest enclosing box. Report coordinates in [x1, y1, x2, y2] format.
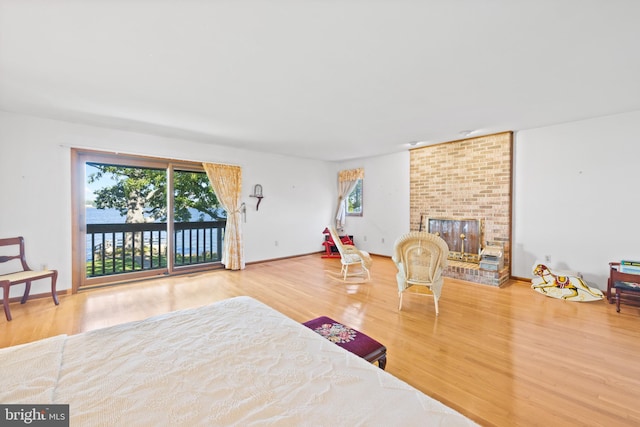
[59, 143, 241, 168]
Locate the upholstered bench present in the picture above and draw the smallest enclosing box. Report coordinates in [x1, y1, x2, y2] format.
[303, 316, 387, 370]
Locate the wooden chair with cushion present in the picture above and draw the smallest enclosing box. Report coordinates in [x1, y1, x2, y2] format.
[0, 236, 59, 321]
[608, 262, 640, 312]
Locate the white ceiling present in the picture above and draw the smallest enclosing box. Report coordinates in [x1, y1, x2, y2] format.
[1, 1, 639, 161]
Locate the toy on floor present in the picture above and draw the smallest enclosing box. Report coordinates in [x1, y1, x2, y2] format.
[531, 263, 604, 302]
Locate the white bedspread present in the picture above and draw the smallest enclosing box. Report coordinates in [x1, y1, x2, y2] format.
[1, 296, 477, 426]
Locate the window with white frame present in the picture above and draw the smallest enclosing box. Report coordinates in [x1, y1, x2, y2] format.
[346, 179, 363, 216]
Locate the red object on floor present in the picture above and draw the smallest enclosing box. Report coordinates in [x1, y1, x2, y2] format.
[321, 227, 354, 258]
[303, 316, 387, 369]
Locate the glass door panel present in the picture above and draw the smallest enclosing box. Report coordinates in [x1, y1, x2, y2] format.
[85, 162, 168, 279]
[172, 170, 226, 269]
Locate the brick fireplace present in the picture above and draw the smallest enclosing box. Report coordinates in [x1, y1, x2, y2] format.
[409, 132, 512, 286]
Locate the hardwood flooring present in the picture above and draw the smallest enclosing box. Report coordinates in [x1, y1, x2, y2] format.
[2, 254, 640, 426]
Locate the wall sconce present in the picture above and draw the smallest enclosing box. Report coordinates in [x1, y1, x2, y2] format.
[249, 184, 264, 210]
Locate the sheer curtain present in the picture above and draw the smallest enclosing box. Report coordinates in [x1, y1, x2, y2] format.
[202, 163, 244, 270]
[335, 168, 364, 230]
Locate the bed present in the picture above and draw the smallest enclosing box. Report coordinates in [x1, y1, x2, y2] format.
[1, 296, 477, 426]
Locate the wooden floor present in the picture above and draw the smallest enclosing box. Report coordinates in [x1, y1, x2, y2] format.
[2, 254, 640, 426]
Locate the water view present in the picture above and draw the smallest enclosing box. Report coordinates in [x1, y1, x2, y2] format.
[86, 206, 220, 224]
[85, 207, 225, 267]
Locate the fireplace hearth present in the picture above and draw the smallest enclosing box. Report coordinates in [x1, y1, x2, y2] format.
[418, 216, 508, 286]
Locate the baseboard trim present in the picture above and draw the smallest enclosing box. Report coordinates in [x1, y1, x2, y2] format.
[3, 288, 70, 304]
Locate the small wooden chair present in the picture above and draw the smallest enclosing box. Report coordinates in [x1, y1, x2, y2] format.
[0, 236, 59, 321]
[608, 262, 640, 312]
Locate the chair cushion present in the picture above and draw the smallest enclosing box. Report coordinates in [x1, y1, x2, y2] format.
[0, 270, 55, 284]
[613, 280, 640, 291]
[342, 253, 363, 264]
[303, 316, 386, 363]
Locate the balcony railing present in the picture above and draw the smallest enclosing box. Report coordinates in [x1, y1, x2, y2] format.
[86, 220, 226, 277]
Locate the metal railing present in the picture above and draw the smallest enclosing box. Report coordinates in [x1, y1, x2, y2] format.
[86, 221, 226, 277]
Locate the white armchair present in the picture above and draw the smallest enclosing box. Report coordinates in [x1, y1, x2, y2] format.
[393, 232, 449, 315]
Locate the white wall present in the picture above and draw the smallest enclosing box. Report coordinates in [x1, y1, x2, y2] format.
[0, 111, 334, 297]
[4, 107, 639, 297]
[513, 110, 640, 289]
[336, 151, 411, 257]
[335, 109, 640, 291]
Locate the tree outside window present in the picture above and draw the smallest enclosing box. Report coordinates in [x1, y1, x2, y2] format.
[72, 149, 228, 290]
[346, 179, 363, 216]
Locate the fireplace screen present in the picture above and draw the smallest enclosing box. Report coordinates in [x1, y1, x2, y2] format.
[420, 216, 483, 263]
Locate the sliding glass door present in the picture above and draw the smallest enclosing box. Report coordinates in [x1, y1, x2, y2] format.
[71, 149, 226, 291]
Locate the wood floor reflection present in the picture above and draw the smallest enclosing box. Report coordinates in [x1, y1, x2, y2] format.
[2, 254, 639, 426]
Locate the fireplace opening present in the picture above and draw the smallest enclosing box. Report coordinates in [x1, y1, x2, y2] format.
[419, 216, 483, 263]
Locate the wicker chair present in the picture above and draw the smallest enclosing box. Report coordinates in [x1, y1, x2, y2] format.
[393, 232, 449, 315]
[327, 226, 372, 280]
